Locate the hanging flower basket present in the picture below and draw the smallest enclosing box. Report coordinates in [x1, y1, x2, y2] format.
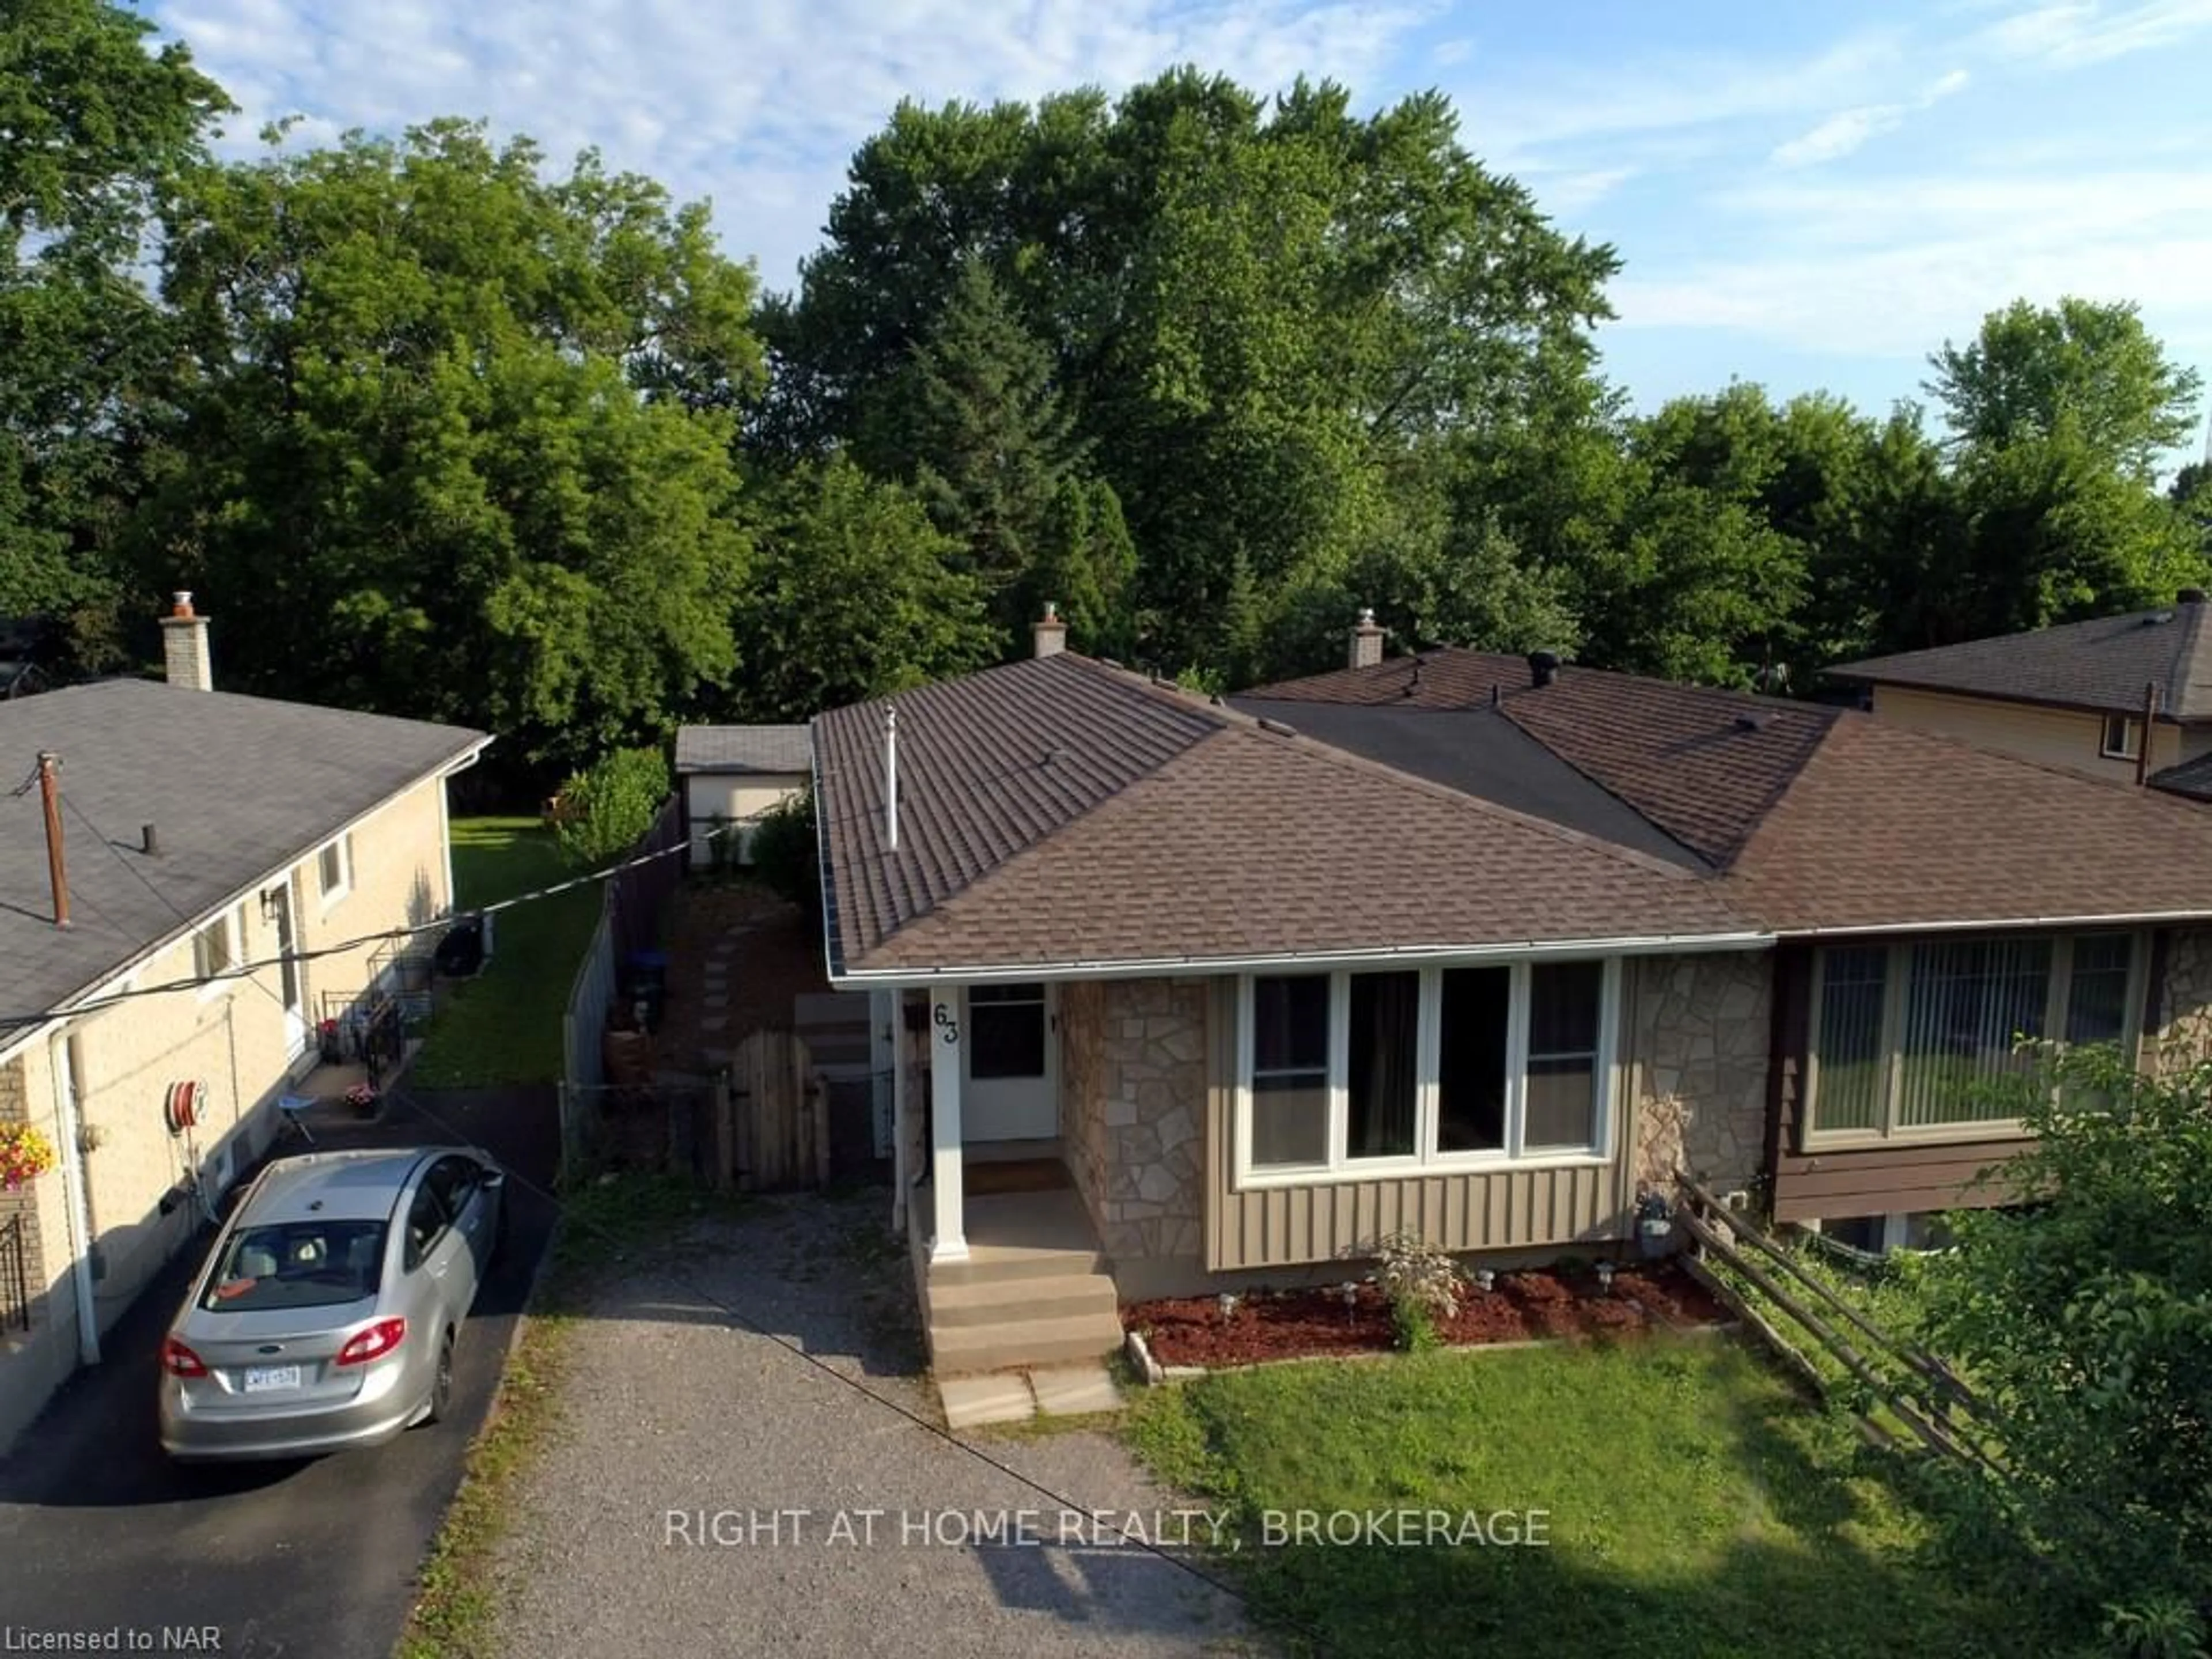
[0, 1124, 59, 1191]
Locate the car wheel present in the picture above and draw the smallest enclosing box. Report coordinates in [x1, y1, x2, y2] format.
[423, 1328, 455, 1426]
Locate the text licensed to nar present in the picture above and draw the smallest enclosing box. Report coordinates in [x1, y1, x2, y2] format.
[2, 1632, 226, 1653]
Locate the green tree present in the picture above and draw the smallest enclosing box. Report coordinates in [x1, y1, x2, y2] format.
[1573, 386, 1816, 684]
[1926, 297, 2203, 484]
[145, 122, 759, 766]
[730, 455, 996, 719]
[765, 71, 1618, 675]
[877, 255, 1123, 646]
[554, 746, 671, 865]
[0, 0, 232, 662]
[2172, 461, 2212, 563]
[1952, 419, 2205, 637]
[1914, 1045, 2212, 1638]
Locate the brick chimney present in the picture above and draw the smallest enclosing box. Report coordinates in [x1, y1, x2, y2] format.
[161, 592, 213, 691]
[1349, 607, 1385, 671]
[1033, 600, 1067, 660]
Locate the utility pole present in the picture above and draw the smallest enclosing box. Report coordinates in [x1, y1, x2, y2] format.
[37, 750, 69, 928]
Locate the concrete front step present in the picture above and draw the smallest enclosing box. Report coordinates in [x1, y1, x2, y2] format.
[930, 1310, 1124, 1376]
[928, 1270, 1120, 1328]
[927, 1246, 1107, 1286]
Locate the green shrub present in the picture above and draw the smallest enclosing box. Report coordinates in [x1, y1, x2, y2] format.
[1916, 1044, 2212, 1645]
[552, 746, 669, 867]
[1374, 1232, 1461, 1353]
[749, 788, 820, 912]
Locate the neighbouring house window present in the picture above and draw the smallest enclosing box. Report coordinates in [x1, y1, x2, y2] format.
[192, 908, 238, 983]
[1805, 931, 2141, 1140]
[1240, 959, 1616, 1181]
[967, 983, 1048, 1081]
[317, 832, 353, 902]
[2100, 715, 2142, 760]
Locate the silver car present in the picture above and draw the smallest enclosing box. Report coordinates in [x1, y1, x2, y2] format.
[159, 1146, 505, 1461]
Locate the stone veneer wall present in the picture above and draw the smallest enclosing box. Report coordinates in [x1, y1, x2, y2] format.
[2151, 927, 2212, 1072]
[1058, 978, 1208, 1266]
[1628, 951, 1771, 1198]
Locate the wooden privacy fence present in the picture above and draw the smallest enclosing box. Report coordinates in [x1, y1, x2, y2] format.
[1675, 1173, 2006, 1476]
[694, 1032, 891, 1192]
[717, 1030, 827, 1191]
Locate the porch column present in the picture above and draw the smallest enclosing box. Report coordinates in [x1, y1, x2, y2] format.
[889, 993, 910, 1235]
[929, 987, 968, 1262]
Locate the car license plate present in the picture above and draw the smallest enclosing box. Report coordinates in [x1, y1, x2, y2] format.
[242, 1365, 302, 1393]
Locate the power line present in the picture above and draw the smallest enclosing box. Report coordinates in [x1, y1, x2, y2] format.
[0, 813, 752, 1036]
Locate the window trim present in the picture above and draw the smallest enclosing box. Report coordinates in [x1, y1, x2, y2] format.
[2100, 714, 2142, 761]
[1233, 959, 1620, 1191]
[191, 906, 243, 1000]
[316, 831, 354, 907]
[1802, 931, 2144, 1149]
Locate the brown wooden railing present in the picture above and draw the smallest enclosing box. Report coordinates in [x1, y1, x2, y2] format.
[1676, 1173, 2005, 1476]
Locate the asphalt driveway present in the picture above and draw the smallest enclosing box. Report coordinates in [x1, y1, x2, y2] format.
[0, 1084, 558, 1659]
[486, 1188, 1259, 1659]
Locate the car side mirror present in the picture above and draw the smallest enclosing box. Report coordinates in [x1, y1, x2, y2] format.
[480, 1170, 506, 1192]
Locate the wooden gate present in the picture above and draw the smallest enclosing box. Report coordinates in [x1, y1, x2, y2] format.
[721, 1030, 828, 1191]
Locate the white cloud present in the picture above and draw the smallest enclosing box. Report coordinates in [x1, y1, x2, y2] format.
[154, 0, 1439, 288]
[1451, 31, 1907, 163]
[1978, 0, 2212, 63]
[1769, 66, 1969, 169]
[1612, 166, 2212, 357]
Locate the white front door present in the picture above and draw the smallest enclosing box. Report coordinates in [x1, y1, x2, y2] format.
[961, 983, 1058, 1141]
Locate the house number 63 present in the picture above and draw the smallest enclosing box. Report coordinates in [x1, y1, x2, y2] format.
[933, 1003, 959, 1045]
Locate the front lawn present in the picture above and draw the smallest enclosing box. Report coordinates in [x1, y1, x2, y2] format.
[411, 817, 604, 1087]
[1125, 1336, 2044, 1659]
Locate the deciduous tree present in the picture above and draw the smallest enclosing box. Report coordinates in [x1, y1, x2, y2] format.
[145, 123, 759, 765]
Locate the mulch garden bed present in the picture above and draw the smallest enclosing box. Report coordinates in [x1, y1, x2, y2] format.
[1126, 1261, 1726, 1369]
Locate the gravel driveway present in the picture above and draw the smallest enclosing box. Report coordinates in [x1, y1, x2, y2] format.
[487, 1188, 1260, 1658]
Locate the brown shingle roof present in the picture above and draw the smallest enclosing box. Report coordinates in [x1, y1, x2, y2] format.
[1729, 715, 2212, 931]
[862, 725, 1749, 972]
[816, 646, 2212, 978]
[812, 656, 1219, 974]
[1248, 646, 2212, 935]
[1247, 650, 1835, 867]
[1828, 599, 2212, 719]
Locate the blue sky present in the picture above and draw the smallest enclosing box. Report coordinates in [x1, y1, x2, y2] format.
[150, 0, 2212, 452]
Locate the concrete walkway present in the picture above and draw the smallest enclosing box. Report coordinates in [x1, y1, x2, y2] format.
[488, 1189, 1260, 1659]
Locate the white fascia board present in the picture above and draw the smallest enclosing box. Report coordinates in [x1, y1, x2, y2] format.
[1782, 908, 2212, 938]
[829, 929, 1777, 990]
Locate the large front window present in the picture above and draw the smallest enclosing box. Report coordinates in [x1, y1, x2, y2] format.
[1238, 960, 1618, 1181]
[1805, 931, 2141, 1140]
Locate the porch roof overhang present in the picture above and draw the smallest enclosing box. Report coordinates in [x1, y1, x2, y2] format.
[826, 927, 1778, 989]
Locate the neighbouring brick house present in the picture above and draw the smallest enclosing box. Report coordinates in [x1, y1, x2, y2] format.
[0, 596, 487, 1452]
[813, 611, 2212, 1376]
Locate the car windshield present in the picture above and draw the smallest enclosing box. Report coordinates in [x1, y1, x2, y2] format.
[200, 1220, 387, 1312]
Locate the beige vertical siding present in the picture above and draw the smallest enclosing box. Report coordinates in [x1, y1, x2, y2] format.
[1203, 979, 1635, 1272]
[1872, 685, 2181, 783]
